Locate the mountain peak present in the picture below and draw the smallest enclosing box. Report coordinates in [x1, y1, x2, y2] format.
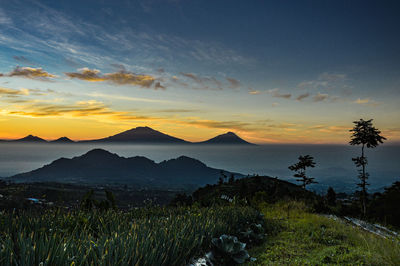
[199, 131, 254, 145]
[90, 126, 188, 143]
[51, 137, 74, 143]
[14, 135, 47, 142]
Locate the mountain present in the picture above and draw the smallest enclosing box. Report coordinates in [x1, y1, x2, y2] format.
[50, 137, 75, 143]
[82, 126, 188, 144]
[9, 149, 240, 187]
[12, 135, 47, 143]
[198, 132, 254, 145]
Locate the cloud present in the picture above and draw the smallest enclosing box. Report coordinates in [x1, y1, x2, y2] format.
[268, 88, 291, 99]
[154, 82, 166, 90]
[353, 98, 380, 107]
[65, 68, 159, 88]
[298, 72, 347, 91]
[157, 109, 197, 113]
[248, 89, 261, 95]
[1, 67, 56, 80]
[0, 8, 12, 25]
[296, 93, 310, 101]
[13, 56, 34, 65]
[178, 72, 224, 90]
[0, 87, 29, 96]
[313, 92, 329, 102]
[65, 68, 104, 81]
[5, 99, 160, 122]
[180, 72, 202, 83]
[184, 119, 252, 131]
[226, 77, 240, 88]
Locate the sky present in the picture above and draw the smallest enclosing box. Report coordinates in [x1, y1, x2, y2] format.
[0, 0, 399, 144]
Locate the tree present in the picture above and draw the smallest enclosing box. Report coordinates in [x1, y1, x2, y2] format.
[288, 155, 317, 189]
[326, 187, 336, 206]
[349, 118, 386, 217]
[228, 174, 235, 183]
[219, 171, 227, 185]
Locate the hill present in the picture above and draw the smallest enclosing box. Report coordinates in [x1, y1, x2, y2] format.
[197, 132, 254, 145]
[9, 149, 240, 187]
[81, 126, 188, 144]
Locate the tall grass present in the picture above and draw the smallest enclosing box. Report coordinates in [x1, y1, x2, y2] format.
[0, 206, 259, 265]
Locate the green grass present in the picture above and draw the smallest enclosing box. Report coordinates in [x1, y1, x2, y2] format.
[248, 201, 400, 265]
[0, 206, 260, 265]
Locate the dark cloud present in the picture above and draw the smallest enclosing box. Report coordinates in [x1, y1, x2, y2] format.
[268, 88, 291, 99]
[65, 68, 161, 89]
[313, 92, 329, 102]
[154, 82, 166, 90]
[226, 77, 240, 88]
[180, 72, 202, 83]
[296, 93, 310, 101]
[1, 66, 56, 80]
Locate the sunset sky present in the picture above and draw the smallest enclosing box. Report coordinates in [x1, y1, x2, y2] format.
[0, 0, 399, 143]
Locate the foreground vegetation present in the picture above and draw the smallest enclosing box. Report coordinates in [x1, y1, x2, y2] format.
[249, 201, 400, 265]
[0, 206, 260, 265]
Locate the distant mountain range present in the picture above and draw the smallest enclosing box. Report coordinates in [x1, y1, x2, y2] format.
[9, 149, 242, 187]
[1, 126, 254, 145]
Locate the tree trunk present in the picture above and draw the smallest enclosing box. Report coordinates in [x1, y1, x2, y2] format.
[361, 143, 367, 217]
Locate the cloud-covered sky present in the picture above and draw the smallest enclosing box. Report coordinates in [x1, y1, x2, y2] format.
[0, 0, 399, 143]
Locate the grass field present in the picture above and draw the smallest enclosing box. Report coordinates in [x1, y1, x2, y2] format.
[248, 201, 400, 265]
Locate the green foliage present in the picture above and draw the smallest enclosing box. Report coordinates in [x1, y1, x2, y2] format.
[349, 118, 386, 148]
[210, 235, 250, 264]
[369, 180, 400, 227]
[288, 155, 317, 189]
[0, 206, 260, 265]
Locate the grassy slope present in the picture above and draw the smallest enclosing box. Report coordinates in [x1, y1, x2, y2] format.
[248, 201, 400, 265]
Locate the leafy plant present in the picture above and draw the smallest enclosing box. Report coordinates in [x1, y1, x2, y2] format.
[240, 223, 265, 245]
[210, 235, 250, 265]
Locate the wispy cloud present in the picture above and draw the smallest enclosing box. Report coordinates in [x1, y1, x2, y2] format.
[313, 92, 329, 102]
[5, 99, 160, 123]
[13, 56, 34, 65]
[268, 88, 291, 99]
[298, 72, 348, 91]
[353, 98, 380, 107]
[0, 8, 12, 25]
[178, 72, 227, 90]
[65, 68, 161, 89]
[0, 87, 29, 96]
[184, 119, 253, 131]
